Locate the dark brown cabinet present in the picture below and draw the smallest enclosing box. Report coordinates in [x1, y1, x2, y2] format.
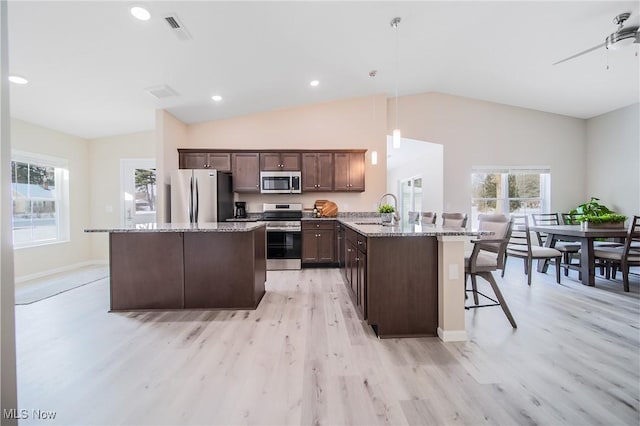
[108, 227, 266, 311]
[302, 221, 336, 264]
[260, 153, 300, 171]
[343, 226, 366, 318]
[334, 152, 365, 192]
[178, 149, 365, 193]
[232, 153, 260, 192]
[302, 153, 333, 191]
[180, 152, 231, 171]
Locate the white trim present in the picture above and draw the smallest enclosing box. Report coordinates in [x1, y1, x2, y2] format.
[14, 260, 108, 284]
[12, 149, 68, 168]
[437, 328, 467, 342]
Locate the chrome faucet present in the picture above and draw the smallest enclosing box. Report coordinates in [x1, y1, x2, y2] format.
[378, 193, 400, 223]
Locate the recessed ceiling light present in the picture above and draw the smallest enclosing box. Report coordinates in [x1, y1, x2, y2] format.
[8, 75, 28, 85]
[130, 6, 151, 21]
[310, 80, 320, 87]
[211, 95, 223, 102]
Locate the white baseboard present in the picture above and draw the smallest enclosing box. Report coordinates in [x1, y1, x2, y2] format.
[437, 327, 467, 342]
[15, 260, 108, 284]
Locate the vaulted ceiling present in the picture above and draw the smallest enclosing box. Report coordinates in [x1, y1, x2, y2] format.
[7, 1, 640, 139]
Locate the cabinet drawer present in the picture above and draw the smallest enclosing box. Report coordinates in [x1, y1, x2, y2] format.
[345, 226, 357, 246]
[356, 233, 367, 253]
[302, 220, 335, 231]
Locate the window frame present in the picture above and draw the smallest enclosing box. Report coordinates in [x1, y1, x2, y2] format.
[470, 166, 551, 229]
[11, 150, 70, 249]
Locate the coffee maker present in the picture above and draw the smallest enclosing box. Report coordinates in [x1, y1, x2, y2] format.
[234, 202, 247, 219]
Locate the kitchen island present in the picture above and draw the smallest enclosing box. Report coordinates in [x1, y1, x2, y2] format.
[85, 222, 266, 311]
[338, 219, 487, 341]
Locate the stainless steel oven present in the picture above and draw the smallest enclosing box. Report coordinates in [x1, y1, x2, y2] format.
[261, 203, 302, 270]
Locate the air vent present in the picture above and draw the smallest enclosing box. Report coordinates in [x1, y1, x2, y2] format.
[164, 14, 192, 40]
[145, 85, 179, 99]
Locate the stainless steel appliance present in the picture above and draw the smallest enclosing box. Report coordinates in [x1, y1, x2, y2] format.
[260, 171, 301, 194]
[261, 203, 302, 270]
[234, 201, 247, 218]
[170, 169, 233, 223]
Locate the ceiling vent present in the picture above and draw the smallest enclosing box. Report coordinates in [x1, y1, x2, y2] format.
[145, 85, 179, 99]
[164, 15, 192, 41]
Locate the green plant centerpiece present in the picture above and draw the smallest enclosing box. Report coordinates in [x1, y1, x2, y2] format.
[378, 204, 395, 225]
[569, 197, 627, 228]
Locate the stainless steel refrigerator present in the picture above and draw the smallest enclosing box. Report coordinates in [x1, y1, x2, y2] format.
[170, 170, 233, 223]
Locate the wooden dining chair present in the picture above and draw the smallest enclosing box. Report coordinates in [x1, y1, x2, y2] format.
[503, 215, 562, 286]
[465, 214, 516, 328]
[531, 213, 581, 277]
[593, 215, 640, 292]
[441, 212, 468, 228]
[421, 212, 437, 224]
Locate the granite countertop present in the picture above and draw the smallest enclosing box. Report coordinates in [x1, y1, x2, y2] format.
[85, 222, 266, 233]
[339, 219, 490, 238]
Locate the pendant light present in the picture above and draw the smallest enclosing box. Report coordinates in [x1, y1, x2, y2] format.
[391, 17, 401, 149]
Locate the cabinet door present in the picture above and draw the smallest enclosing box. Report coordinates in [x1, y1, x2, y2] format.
[301, 153, 319, 191]
[346, 242, 357, 295]
[302, 229, 319, 262]
[317, 229, 336, 262]
[357, 250, 367, 318]
[316, 153, 334, 191]
[180, 152, 208, 169]
[260, 153, 282, 171]
[280, 153, 301, 171]
[333, 153, 351, 191]
[208, 153, 231, 172]
[232, 153, 260, 192]
[348, 153, 365, 191]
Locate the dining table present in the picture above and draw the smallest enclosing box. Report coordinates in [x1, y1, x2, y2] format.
[529, 224, 628, 287]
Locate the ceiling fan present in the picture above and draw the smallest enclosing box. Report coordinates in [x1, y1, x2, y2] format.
[553, 12, 639, 65]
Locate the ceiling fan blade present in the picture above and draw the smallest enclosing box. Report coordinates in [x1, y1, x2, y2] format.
[552, 41, 607, 65]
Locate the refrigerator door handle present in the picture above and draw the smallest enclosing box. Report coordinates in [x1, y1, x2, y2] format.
[194, 179, 199, 223]
[189, 176, 194, 223]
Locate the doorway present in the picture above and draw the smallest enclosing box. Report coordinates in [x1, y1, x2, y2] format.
[120, 159, 157, 227]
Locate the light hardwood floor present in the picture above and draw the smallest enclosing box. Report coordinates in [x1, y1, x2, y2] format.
[14, 262, 640, 425]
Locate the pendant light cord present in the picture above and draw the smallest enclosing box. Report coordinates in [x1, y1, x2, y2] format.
[394, 19, 400, 130]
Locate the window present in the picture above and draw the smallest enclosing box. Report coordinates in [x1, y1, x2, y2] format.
[11, 152, 69, 248]
[471, 167, 550, 229]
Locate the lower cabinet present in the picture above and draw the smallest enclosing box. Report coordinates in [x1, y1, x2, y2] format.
[302, 220, 336, 264]
[343, 227, 367, 319]
[183, 230, 266, 309]
[108, 228, 266, 311]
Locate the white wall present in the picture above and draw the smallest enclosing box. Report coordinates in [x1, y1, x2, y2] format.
[88, 131, 155, 261]
[156, 110, 187, 222]
[11, 119, 92, 280]
[586, 103, 639, 218]
[388, 92, 587, 217]
[387, 137, 444, 216]
[185, 95, 388, 213]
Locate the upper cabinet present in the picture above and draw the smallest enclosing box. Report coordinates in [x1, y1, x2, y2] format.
[334, 152, 365, 192]
[178, 149, 365, 193]
[260, 153, 301, 171]
[179, 152, 231, 172]
[302, 153, 334, 192]
[232, 153, 260, 193]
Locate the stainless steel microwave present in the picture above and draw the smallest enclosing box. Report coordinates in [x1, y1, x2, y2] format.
[260, 171, 302, 194]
